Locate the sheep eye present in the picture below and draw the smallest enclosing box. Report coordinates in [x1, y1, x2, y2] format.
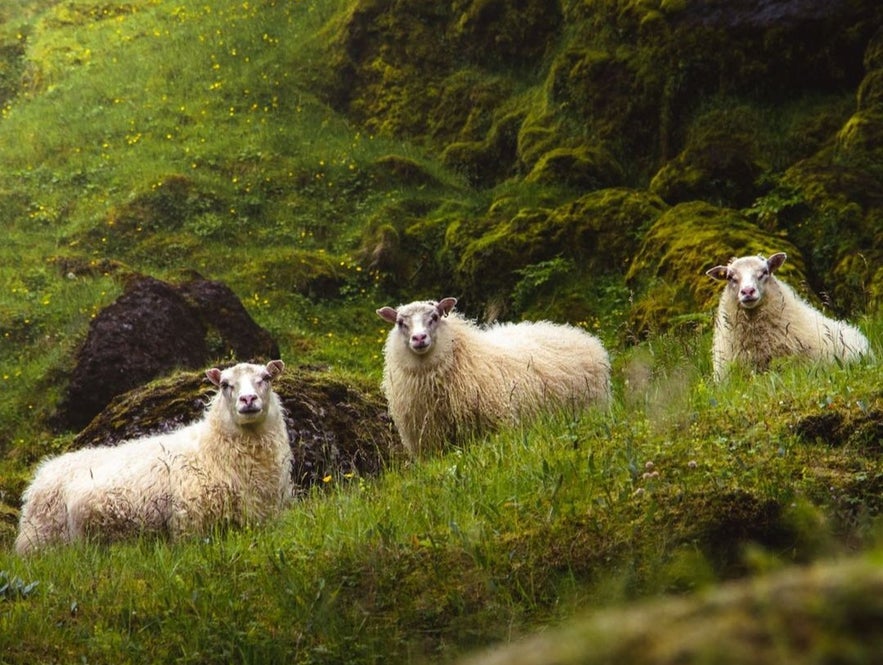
[220, 381, 231, 390]
[397, 319, 406, 328]
[261, 374, 271, 383]
[430, 313, 439, 323]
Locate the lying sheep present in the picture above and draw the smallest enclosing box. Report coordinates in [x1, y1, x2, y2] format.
[15, 361, 291, 554]
[376, 297, 611, 455]
[706, 252, 871, 381]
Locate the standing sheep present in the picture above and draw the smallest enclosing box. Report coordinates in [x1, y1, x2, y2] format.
[15, 361, 291, 555]
[376, 297, 611, 456]
[706, 252, 871, 381]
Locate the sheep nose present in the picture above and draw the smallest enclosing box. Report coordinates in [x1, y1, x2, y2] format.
[239, 394, 258, 408]
[740, 286, 757, 298]
[411, 332, 428, 345]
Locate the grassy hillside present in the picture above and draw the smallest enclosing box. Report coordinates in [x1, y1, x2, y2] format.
[1, 1, 882, 663]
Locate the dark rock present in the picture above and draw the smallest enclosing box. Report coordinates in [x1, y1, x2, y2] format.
[178, 278, 279, 361]
[55, 275, 279, 431]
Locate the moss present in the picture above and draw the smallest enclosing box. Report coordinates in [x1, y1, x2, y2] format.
[625, 201, 805, 337]
[75, 174, 224, 256]
[356, 197, 454, 298]
[447, 187, 665, 317]
[369, 154, 442, 189]
[778, 152, 882, 314]
[441, 107, 524, 187]
[235, 249, 346, 301]
[650, 105, 767, 208]
[463, 555, 883, 665]
[449, 0, 562, 67]
[525, 145, 625, 191]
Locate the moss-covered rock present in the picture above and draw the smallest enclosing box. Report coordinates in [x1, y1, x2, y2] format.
[650, 105, 767, 208]
[236, 249, 347, 301]
[449, 188, 666, 318]
[625, 201, 805, 337]
[356, 197, 454, 299]
[458, 555, 883, 665]
[525, 145, 625, 191]
[72, 365, 395, 492]
[75, 174, 225, 258]
[441, 107, 524, 187]
[368, 154, 443, 189]
[448, 0, 562, 67]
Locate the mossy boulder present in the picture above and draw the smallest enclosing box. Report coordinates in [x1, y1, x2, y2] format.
[356, 198, 453, 299]
[625, 201, 805, 337]
[368, 154, 443, 189]
[650, 105, 767, 208]
[235, 249, 347, 301]
[533, 0, 880, 183]
[774, 155, 882, 314]
[441, 107, 524, 187]
[449, 188, 666, 318]
[72, 365, 395, 492]
[458, 556, 883, 665]
[321, 0, 559, 187]
[524, 145, 625, 192]
[448, 0, 562, 68]
[764, 30, 883, 315]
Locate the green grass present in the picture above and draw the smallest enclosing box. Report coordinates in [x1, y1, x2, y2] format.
[2, 327, 880, 662]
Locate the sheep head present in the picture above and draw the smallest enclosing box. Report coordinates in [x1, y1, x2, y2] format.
[377, 297, 457, 356]
[205, 360, 284, 426]
[707, 253, 786, 310]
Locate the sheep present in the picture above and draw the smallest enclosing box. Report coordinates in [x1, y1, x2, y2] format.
[706, 252, 871, 381]
[376, 297, 611, 456]
[15, 360, 291, 555]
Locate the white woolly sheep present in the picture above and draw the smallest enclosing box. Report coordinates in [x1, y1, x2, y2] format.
[706, 252, 871, 381]
[15, 360, 291, 555]
[376, 297, 611, 456]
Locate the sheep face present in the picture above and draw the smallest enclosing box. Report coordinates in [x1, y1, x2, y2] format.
[205, 360, 284, 426]
[377, 297, 457, 356]
[707, 252, 787, 310]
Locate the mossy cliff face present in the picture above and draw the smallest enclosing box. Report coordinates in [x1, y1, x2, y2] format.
[324, 0, 560, 162]
[340, 0, 881, 328]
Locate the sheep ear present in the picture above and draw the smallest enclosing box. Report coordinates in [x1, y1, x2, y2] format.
[266, 359, 284, 378]
[206, 368, 222, 386]
[706, 266, 729, 281]
[437, 297, 457, 316]
[377, 306, 398, 324]
[767, 252, 787, 273]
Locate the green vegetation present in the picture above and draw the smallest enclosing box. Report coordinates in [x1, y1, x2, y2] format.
[1, 1, 882, 663]
[2, 342, 881, 663]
